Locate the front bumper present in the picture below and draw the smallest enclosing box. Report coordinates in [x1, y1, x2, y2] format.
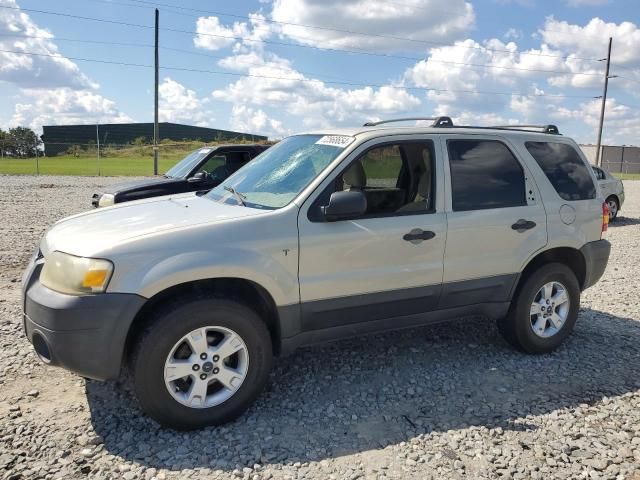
[22, 261, 145, 381]
[580, 239, 611, 290]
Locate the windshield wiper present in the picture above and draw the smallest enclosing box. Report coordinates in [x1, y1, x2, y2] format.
[223, 185, 246, 206]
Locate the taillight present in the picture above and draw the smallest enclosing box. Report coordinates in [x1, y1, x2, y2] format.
[601, 202, 609, 236]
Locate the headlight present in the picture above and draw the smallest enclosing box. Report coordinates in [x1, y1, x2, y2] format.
[98, 193, 115, 207]
[40, 251, 114, 294]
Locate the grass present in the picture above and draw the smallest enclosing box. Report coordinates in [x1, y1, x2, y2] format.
[612, 172, 640, 181]
[0, 141, 270, 177]
[0, 155, 185, 176]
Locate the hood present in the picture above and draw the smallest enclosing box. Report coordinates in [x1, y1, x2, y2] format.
[99, 176, 175, 194]
[43, 194, 265, 258]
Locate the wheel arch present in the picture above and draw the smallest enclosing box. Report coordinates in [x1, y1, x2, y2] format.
[123, 277, 282, 369]
[514, 247, 587, 298]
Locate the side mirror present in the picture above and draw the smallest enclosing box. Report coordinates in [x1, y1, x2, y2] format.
[321, 191, 367, 222]
[188, 171, 206, 183]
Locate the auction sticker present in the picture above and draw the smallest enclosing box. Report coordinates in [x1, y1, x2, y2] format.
[315, 135, 355, 148]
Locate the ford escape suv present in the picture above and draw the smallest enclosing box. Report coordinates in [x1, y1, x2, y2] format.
[22, 117, 611, 430]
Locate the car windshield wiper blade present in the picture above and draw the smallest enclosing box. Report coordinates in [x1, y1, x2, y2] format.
[223, 185, 246, 206]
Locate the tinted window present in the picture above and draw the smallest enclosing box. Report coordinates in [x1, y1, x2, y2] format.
[526, 142, 596, 201]
[331, 142, 435, 217]
[592, 166, 605, 180]
[447, 140, 526, 211]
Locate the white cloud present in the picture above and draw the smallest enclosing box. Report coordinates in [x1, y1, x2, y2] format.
[196, 10, 638, 143]
[550, 97, 640, 145]
[10, 88, 132, 131]
[230, 105, 288, 138]
[540, 17, 640, 67]
[270, 0, 474, 52]
[0, 0, 96, 90]
[565, 0, 609, 6]
[212, 56, 421, 132]
[1, 0, 135, 132]
[193, 16, 249, 51]
[504, 28, 522, 40]
[159, 77, 211, 126]
[194, 13, 275, 53]
[404, 38, 568, 116]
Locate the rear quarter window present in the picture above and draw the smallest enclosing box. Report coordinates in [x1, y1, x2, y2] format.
[525, 142, 596, 201]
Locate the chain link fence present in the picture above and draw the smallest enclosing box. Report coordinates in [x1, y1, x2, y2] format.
[580, 144, 640, 175]
[2, 139, 638, 177]
[0, 140, 262, 176]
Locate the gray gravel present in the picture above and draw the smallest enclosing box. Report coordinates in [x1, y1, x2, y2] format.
[1, 175, 639, 480]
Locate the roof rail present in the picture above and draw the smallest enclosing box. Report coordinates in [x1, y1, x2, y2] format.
[363, 116, 453, 127]
[490, 124, 560, 134]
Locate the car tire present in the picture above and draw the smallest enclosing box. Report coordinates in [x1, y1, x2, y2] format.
[498, 263, 580, 354]
[606, 195, 619, 221]
[131, 296, 273, 430]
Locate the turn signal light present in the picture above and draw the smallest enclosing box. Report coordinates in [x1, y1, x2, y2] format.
[602, 202, 609, 236]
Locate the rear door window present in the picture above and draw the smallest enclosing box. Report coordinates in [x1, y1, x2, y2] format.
[447, 139, 526, 211]
[525, 142, 596, 201]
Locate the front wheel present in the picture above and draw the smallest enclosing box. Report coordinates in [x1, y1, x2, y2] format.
[498, 263, 580, 354]
[131, 297, 273, 430]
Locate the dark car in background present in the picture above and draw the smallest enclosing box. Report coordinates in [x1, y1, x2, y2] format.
[92, 144, 270, 207]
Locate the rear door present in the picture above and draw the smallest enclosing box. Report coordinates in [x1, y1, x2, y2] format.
[441, 135, 547, 307]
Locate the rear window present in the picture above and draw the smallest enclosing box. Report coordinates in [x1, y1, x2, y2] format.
[525, 142, 596, 201]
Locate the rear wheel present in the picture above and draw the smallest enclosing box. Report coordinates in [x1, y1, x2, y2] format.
[498, 263, 580, 353]
[606, 195, 619, 221]
[131, 297, 273, 430]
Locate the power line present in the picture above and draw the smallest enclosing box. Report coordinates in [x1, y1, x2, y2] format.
[0, 33, 154, 49]
[117, 0, 609, 63]
[0, 33, 368, 82]
[6, 3, 604, 64]
[0, 47, 602, 100]
[0, 28, 605, 78]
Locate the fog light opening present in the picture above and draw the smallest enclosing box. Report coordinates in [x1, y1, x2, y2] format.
[32, 332, 52, 363]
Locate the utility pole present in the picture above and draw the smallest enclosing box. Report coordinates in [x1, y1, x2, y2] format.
[96, 123, 101, 176]
[35, 139, 39, 176]
[595, 37, 612, 168]
[153, 8, 159, 175]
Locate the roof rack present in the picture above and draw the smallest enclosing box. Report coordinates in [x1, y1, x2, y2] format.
[363, 116, 453, 127]
[362, 117, 561, 134]
[489, 124, 560, 134]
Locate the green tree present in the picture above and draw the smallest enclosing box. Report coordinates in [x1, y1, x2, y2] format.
[0, 128, 7, 159]
[7, 126, 41, 157]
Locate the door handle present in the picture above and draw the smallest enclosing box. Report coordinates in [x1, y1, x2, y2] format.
[511, 219, 536, 232]
[403, 229, 436, 242]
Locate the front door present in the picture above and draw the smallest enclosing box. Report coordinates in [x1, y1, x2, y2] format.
[297, 137, 447, 332]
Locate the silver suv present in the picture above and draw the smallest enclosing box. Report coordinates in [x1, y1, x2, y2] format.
[22, 117, 611, 430]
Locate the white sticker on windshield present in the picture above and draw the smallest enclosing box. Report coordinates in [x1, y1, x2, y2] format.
[199, 148, 213, 154]
[315, 135, 354, 148]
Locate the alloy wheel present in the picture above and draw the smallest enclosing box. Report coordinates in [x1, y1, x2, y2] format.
[163, 326, 249, 408]
[529, 281, 570, 338]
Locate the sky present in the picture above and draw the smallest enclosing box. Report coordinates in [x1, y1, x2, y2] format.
[0, 0, 639, 144]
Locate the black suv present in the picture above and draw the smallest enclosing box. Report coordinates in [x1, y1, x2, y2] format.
[92, 144, 270, 207]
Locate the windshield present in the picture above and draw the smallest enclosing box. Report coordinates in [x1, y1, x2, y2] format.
[165, 148, 214, 178]
[206, 134, 352, 209]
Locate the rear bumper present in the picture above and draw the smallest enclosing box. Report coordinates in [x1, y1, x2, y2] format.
[580, 239, 611, 290]
[23, 263, 145, 381]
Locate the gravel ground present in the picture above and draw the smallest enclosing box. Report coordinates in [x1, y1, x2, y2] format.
[0, 175, 639, 480]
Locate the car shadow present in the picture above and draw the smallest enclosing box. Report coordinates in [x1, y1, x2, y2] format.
[86, 307, 640, 471]
[610, 215, 640, 227]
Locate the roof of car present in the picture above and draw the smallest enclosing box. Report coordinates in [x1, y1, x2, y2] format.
[300, 125, 567, 140]
[299, 116, 566, 141]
